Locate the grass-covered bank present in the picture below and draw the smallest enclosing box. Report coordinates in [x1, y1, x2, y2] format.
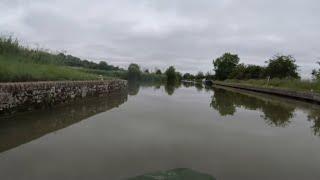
[0, 55, 100, 82]
[0, 36, 165, 82]
[220, 79, 320, 93]
[0, 36, 120, 82]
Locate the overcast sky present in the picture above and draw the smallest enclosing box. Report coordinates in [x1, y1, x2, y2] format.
[1, 0, 319, 77]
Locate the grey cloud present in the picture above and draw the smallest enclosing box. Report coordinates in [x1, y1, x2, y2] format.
[1, 0, 319, 77]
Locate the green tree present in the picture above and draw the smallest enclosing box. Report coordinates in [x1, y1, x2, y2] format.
[183, 73, 194, 80]
[165, 66, 177, 83]
[265, 55, 300, 79]
[176, 72, 182, 82]
[98, 61, 109, 70]
[213, 53, 240, 80]
[196, 71, 205, 80]
[311, 61, 320, 80]
[229, 64, 266, 80]
[127, 63, 141, 81]
[205, 72, 214, 80]
[245, 65, 266, 79]
[155, 69, 162, 75]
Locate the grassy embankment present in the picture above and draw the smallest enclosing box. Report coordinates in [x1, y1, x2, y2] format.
[219, 79, 320, 93]
[0, 36, 126, 82]
[0, 38, 101, 82]
[0, 55, 99, 82]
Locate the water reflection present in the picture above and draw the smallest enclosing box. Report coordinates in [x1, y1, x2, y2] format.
[195, 83, 204, 92]
[182, 81, 204, 92]
[128, 81, 141, 96]
[182, 81, 194, 88]
[1, 83, 320, 180]
[164, 81, 181, 96]
[128, 82, 320, 134]
[308, 110, 320, 136]
[0, 93, 128, 153]
[211, 86, 320, 131]
[211, 87, 295, 127]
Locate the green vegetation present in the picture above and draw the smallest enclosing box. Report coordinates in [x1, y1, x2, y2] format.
[0, 36, 167, 82]
[222, 79, 320, 93]
[195, 71, 205, 80]
[212, 53, 300, 81]
[265, 55, 300, 79]
[229, 64, 265, 80]
[155, 69, 162, 75]
[165, 66, 177, 83]
[0, 37, 120, 71]
[0, 36, 125, 82]
[213, 53, 240, 80]
[126, 63, 167, 83]
[312, 61, 320, 80]
[182, 73, 195, 81]
[2, 34, 319, 92]
[0, 55, 98, 82]
[127, 63, 142, 81]
[209, 52, 320, 93]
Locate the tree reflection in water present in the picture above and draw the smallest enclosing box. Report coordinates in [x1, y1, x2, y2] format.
[308, 110, 320, 136]
[119, 81, 320, 136]
[210, 88, 236, 116]
[129, 82, 320, 135]
[195, 83, 204, 92]
[128, 80, 141, 96]
[210, 87, 295, 127]
[182, 81, 194, 88]
[164, 81, 181, 96]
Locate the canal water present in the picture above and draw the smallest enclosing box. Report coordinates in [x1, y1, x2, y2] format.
[0, 83, 320, 180]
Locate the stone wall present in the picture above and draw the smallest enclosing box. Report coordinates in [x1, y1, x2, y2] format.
[0, 80, 127, 113]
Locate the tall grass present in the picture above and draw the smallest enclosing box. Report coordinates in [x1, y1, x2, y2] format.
[0, 55, 98, 82]
[0, 36, 167, 82]
[224, 79, 320, 93]
[0, 36, 115, 82]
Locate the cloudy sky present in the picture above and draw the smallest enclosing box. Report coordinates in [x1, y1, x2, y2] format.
[1, 0, 319, 77]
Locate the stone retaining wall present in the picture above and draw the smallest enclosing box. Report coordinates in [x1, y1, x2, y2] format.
[213, 81, 320, 104]
[0, 80, 127, 113]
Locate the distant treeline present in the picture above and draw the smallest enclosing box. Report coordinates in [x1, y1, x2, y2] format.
[182, 53, 320, 81]
[127, 63, 182, 83]
[213, 53, 300, 80]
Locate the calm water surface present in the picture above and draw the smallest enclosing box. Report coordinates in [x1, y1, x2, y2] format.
[0, 83, 320, 180]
